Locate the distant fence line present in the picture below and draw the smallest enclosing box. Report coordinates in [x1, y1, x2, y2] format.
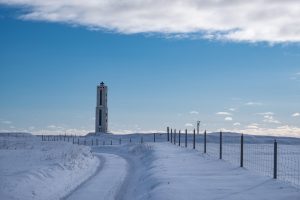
[39, 128, 300, 189]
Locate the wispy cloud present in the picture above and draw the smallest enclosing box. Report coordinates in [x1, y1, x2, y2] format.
[1, 120, 12, 124]
[216, 112, 232, 116]
[245, 102, 262, 106]
[256, 112, 274, 115]
[185, 123, 194, 127]
[292, 112, 300, 117]
[222, 125, 300, 137]
[225, 117, 233, 121]
[263, 115, 280, 124]
[290, 72, 300, 81]
[233, 122, 241, 126]
[189, 111, 199, 115]
[1, 0, 300, 43]
[247, 123, 259, 129]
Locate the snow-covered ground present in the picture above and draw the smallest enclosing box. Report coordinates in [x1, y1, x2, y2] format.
[91, 142, 300, 200]
[0, 134, 99, 200]
[1, 133, 300, 200]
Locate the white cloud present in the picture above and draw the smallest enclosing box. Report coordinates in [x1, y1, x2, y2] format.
[247, 123, 259, 129]
[290, 72, 300, 81]
[233, 122, 241, 126]
[225, 117, 233, 121]
[185, 123, 194, 127]
[216, 112, 232, 116]
[255, 112, 280, 124]
[1, 120, 12, 124]
[262, 115, 281, 124]
[292, 112, 300, 117]
[245, 102, 262, 106]
[233, 125, 300, 137]
[1, 0, 300, 43]
[189, 111, 199, 115]
[256, 112, 274, 115]
[47, 125, 57, 129]
[228, 108, 236, 112]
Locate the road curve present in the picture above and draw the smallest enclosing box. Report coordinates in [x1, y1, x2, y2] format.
[64, 153, 128, 200]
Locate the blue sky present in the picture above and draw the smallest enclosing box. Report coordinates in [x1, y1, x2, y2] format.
[0, 3, 300, 136]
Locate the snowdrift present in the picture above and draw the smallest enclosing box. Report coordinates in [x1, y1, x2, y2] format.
[0, 134, 99, 200]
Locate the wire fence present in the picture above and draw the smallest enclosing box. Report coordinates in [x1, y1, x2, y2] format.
[165, 129, 300, 189]
[38, 129, 300, 189]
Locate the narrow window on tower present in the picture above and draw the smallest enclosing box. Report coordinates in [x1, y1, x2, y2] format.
[99, 109, 102, 126]
[100, 90, 103, 105]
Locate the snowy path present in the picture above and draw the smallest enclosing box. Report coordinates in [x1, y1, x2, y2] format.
[64, 153, 128, 200]
[64, 143, 300, 200]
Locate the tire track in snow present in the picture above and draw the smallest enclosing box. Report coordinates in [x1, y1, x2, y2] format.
[61, 154, 106, 200]
[64, 153, 127, 200]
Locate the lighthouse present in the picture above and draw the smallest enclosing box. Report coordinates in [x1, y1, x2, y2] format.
[95, 82, 108, 133]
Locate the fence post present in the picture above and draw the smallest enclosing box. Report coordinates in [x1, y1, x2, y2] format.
[174, 129, 176, 145]
[92, 139, 93, 146]
[111, 140, 112, 145]
[193, 129, 195, 149]
[78, 138, 79, 145]
[179, 130, 181, 146]
[167, 127, 170, 142]
[273, 139, 277, 179]
[240, 134, 244, 167]
[204, 130, 207, 153]
[130, 138, 132, 143]
[171, 129, 173, 143]
[141, 136, 143, 144]
[119, 138, 121, 145]
[154, 133, 156, 142]
[185, 129, 187, 148]
[219, 131, 222, 159]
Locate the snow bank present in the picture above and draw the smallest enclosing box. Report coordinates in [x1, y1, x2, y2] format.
[129, 143, 300, 200]
[0, 135, 99, 200]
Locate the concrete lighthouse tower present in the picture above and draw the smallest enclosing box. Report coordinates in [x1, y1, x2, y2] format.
[95, 82, 108, 134]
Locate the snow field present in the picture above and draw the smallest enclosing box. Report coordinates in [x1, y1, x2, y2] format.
[139, 143, 300, 200]
[0, 134, 99, 200]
